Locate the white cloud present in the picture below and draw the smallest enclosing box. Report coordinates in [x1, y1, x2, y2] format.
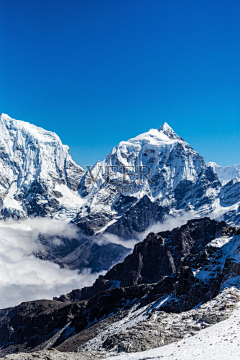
[96, 233, 139, 249]
[138, 211, 197, 240]
[0, 218, 101, 309]
[0, 212, 197, 309]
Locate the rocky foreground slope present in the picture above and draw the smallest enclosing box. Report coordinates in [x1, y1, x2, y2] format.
[0, 218, 240, 357]
[2, 287, 240, 360]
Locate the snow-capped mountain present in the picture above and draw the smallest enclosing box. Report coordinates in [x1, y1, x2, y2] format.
[0, 113, 239, 236]
[0, 113, 85, 220]
[208, 162, 240, 185]
[74, 123, 225, 236]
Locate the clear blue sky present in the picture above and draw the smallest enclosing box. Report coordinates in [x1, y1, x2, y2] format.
[1, 0, 239, 167]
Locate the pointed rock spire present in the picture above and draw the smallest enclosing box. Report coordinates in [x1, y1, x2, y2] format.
[158, 122, 182, 140]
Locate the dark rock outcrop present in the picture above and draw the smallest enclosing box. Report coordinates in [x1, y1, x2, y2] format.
[56, 217, 227, 301]
[1, 218, 240, 356]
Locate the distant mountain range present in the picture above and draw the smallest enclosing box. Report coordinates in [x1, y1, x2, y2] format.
[0, 113, 239, 230]
[0, 113, 239, 235]
[0, 113, 239, 273]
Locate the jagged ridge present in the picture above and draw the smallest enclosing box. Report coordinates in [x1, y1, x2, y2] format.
[1, 218, 240, 356]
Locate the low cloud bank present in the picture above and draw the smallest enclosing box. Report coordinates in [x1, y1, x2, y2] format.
[0, 212, 197, 309]
[0, 218, 101, 309]
[96, 233, 139, 249]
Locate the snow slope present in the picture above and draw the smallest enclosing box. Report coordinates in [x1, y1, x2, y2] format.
[105, 302, 240, 360]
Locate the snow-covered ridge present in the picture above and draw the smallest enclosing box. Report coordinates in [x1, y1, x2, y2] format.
[0, 113, 85, 220]
[75, 120, 225, 235]
[208, 161, 240, 185]
[0, 113, 239, 229]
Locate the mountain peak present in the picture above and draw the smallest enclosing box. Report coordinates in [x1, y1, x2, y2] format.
[0, 113, 11, 120]
[158, 121, 172, 131]
[158, 122, 182, 140]
[0, 113, 85, 221]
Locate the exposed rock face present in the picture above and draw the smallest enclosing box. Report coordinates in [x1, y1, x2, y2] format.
[55, 239, 130, 272]
[1, 218, 240, 357]
[36, 234, 129, 272]
[104, 217, 225, 287]
[219, 180, 240, 207]
[104, 195, 169, 239]
[0, 300, 80, 355]
[1, 351, 96, 360]
[56, 218, 228, 301]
